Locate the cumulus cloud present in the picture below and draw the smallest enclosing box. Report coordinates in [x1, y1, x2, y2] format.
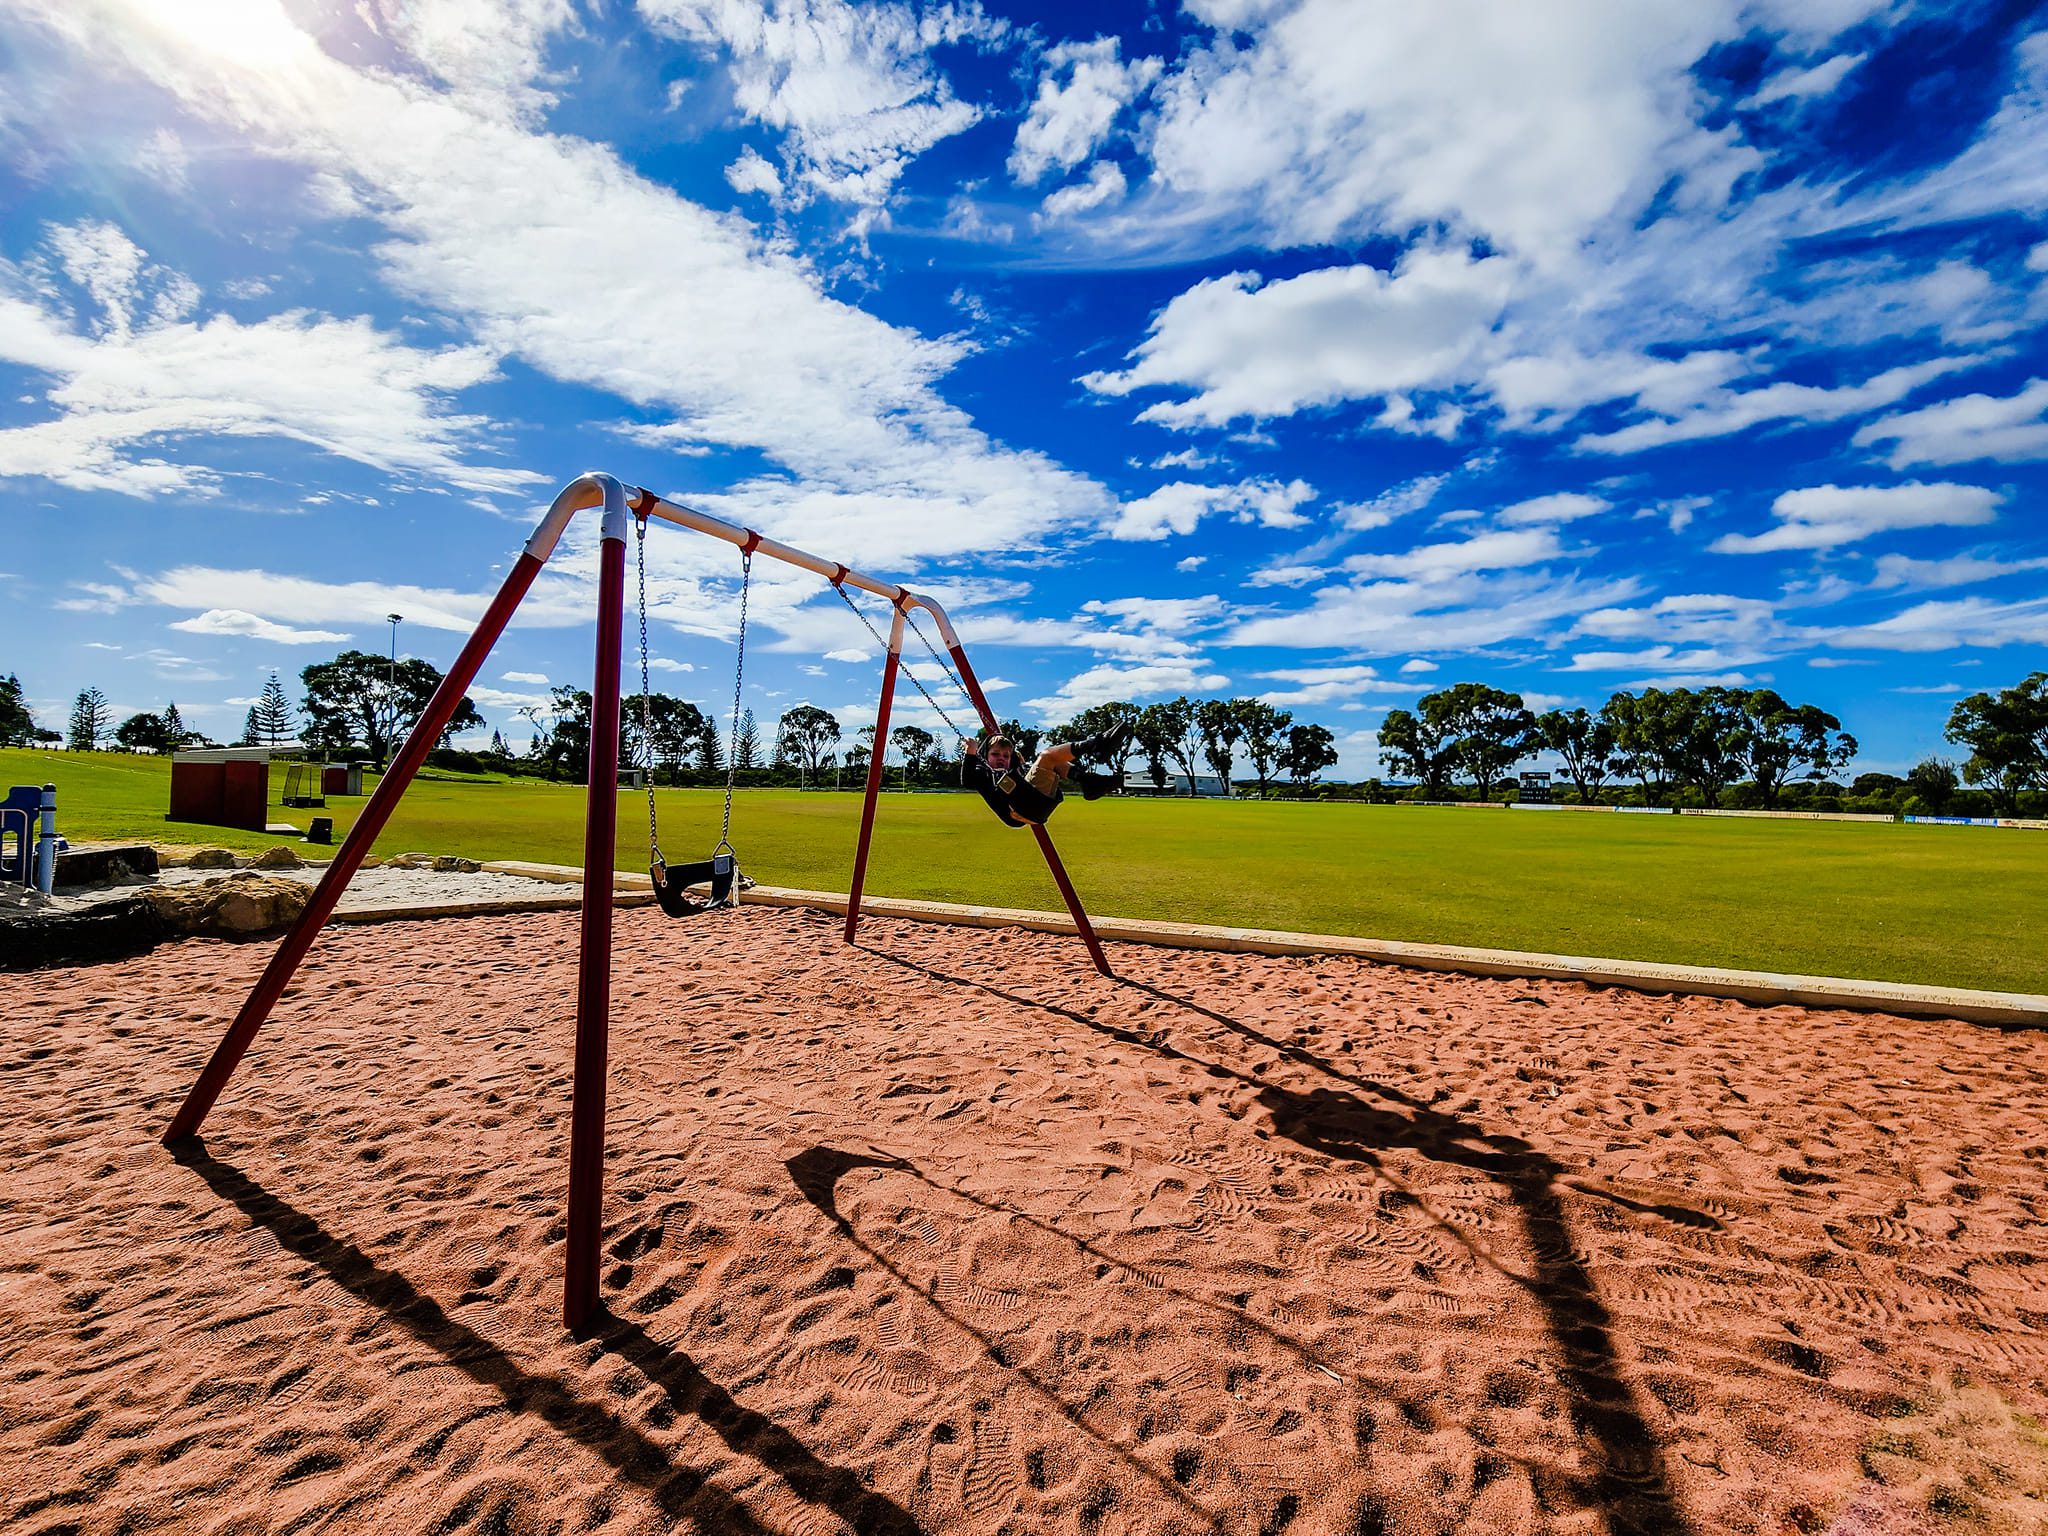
[1040, 160, 1126, 220]
[169, 609, 353, 644]
[640, 0, 1000, 206]
[1143, 0, 1755, 266]
[1111, 476, 1315, 540]
[12, 0, 1114, 564]
[1022, 660, 1229, 717]
[723, 145, 784, 198]
[1082, 249, 1513, 428]
[1010, 35, 1160, 185]
[1853, 378, 2048, 467]
[1868, 552, 2048, 591]
[1344, 527, 1570, 581]
[1253, 663, 1415, 706]
[0, 225, 537, 499]
[1496, 491, 1607, 526]
[365, 0, 579, 118]
[1740, 52, 1864, 109]
[1711, 482, 2003, 554]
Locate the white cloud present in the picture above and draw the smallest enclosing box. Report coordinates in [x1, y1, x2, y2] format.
[1112, 476, 1315, 540]
[1832, 30, 2048, 234]
[1226, 567, 1640, 654]
[1022, 660, 1229, 718]
[2029, 242, 2048, 273]
[1868, 552, 2048, 591]
[0, 223, 536, 498]
[1399, 658, 1437, 673]
[1573, 355, 1977, 455]
[1142, 0, 1755, 267]
[1253, 663, 1416, 706]
[1083, 249, 1514, 428]
[133, 126, 190, 188]
[641, 0, 1000, 206]
[1711, 482, 2002, 554]
[1566, 644, 1768, 673]
[1244, 564, 1325, 589]
[136, 566, 535, 634]
[1344, 527, 1569, 581]
[1740, 52, 1864, 109]
[1040, 160, 1127, 221]
[1853, 378, 2048, 468]
[365, 0, 579, 118]
[169, 609, 353, 644]
[723, 145, 784, 198]
[823, 647, 871, 663]
[1010, 35, 1160, 185]
[1496, 491, 1607, 526]
[502, 669, 550, 684]
[1824, 595, 2048, 653]
[1334, 472, 1445, 531]
[1174, 555, 1205, 572]
[649, 657, 696, 672]
[16, 0, 1115, 564]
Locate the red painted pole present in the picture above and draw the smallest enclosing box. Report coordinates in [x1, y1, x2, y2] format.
[947, 643, 1113, 977]
[162, 551, 548, 1145]
[843, 605, 906, 944]
[563, 527, 627, 1331]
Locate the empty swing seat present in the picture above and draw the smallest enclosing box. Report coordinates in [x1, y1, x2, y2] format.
[650, 852, 736, 917]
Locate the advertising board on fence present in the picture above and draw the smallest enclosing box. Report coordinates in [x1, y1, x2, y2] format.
[1679, 808, 1894, 823]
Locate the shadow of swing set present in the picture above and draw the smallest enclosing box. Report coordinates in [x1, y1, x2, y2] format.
[158, 471, 1113, 1330]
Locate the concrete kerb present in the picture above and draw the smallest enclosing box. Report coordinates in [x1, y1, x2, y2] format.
[457, 862, 2046, 1029]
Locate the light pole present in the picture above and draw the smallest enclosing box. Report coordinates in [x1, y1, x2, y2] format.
[386, 613, 403, 685]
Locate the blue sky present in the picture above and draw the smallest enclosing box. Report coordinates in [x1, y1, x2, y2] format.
[3, 0, 2046, 779]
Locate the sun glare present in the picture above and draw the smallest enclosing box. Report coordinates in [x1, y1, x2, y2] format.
[144, 0, 311, 72]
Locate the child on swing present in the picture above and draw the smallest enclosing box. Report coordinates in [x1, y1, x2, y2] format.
[963, 722, 1133, 827]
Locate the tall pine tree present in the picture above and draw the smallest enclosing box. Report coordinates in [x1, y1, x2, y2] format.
[254, 671, 295, 745]
[68, 688, 109, 751]
[162, 701, 186, 749]
[734, 708, 760, 769]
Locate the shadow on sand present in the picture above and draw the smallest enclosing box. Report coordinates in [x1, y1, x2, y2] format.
[856, 948, 1696, 1536]
[170, 1139, 921, 1536]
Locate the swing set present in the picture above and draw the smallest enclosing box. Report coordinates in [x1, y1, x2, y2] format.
[159, 472, 1110, 1330]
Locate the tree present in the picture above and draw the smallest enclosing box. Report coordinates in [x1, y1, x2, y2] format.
[1064, 702, 1141, 779]
[1424, 683, 1534, 802]
[647, 695, 710, 781]
[239, 707, 262, 746]
[733, 708, 761, 770]
[891, 724, 934, 781]
[996, 718, 1042, 757]
[1602, 690, 1677, 805]
[1738, 690, 1856, 805]
[301, 649, 481, 769]
[68, 688, 109, 751]
[544, 686, 593, 782]
[1906, 758, 1959, 815]
[1377, 707, 1455, 798]
[161, 701, 190, 751]
[1134, 702, 1181, 793]
[696, 717, 725, 774]
[1235, 700, 1293, 794]
[114, 711, 174, 753]
[1280, 722, 1338, 788]
[1196, 697, 1243, 791]
[0, 675, 36, 746]
[1946, 673, 2048, 816]
[490, 728, 510, 757]
[777, 705, 841, 781]
[253, 671, 295, 746]
[1534, 707, 1614, 804]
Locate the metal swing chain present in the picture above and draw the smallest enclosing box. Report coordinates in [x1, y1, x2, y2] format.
[634, 513, 663, 869]
[828, 581, 981, 745]
[719, 548, 751, 853]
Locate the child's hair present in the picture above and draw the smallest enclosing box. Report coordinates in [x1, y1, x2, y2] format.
[985, 735, 1016, 756]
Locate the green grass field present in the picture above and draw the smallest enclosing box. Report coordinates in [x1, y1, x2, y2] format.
[9, 746, 2044, 993]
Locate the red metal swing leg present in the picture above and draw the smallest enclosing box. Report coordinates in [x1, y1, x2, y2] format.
[843, 606, 905, 944]
[563, 529, 627, 1330]
[162, 550, 549, 1145]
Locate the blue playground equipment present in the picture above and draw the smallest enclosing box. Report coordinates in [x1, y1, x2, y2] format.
[2, 784, 60, 894]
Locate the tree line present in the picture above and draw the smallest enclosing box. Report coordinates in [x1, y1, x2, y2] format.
[1375, 675, 2048, 817]
[13, 657, 2045, 818]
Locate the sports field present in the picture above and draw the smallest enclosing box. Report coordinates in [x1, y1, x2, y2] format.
[8, 746, 2044, 993]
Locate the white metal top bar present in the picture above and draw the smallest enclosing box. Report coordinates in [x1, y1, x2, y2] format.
[520, 472, 967, 651]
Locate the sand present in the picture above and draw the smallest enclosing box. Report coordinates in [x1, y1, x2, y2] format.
[4, 905, 2045, 1536]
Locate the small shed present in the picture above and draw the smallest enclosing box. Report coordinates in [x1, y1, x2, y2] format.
[169, 748, 279, 833]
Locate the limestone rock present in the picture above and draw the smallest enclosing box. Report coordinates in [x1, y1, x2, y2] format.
[144, 874, 310, 937]
[186, 848, 238, 869]
[384, 851, 480, 873]
[249, 845, 304, 869]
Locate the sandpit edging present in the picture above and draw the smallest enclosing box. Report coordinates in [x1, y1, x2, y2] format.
[469, 863, 2048, 1028]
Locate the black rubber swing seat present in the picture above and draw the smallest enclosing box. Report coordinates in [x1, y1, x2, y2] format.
[650, 853, 737, 917]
